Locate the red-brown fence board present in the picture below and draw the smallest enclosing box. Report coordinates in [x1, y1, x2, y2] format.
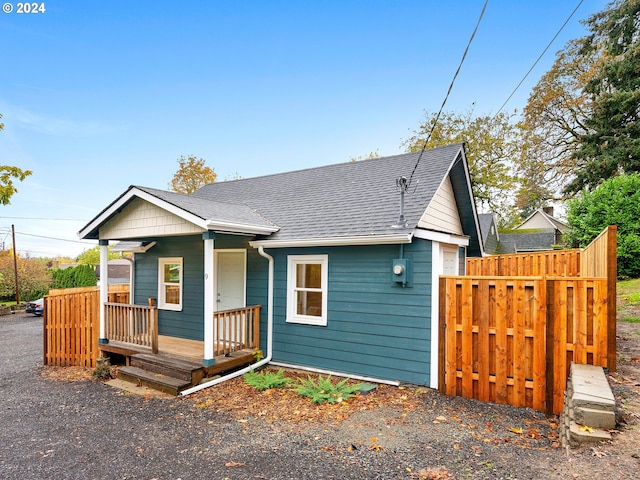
[43, 286, 130, 368]
[442, 226, 616, 415]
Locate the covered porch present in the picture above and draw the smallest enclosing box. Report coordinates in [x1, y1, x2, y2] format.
[98, 303, 261, 394]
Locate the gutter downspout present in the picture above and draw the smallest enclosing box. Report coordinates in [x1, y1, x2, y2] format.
[180, 246, 274, 396]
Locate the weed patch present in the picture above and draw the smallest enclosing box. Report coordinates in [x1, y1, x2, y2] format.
[295, 374, 363, 404]
[244, 368, 290, 390]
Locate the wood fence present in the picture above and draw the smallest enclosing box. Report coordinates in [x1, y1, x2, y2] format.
[466, 249, 581, 277]
[439, 226, 617, 415]
[43, 285, 130, 368]
[213, 305, 261, 356]
[439, 276, 609, 414]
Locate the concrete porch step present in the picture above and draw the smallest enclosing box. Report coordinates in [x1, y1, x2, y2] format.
[117, 366, 191, 396]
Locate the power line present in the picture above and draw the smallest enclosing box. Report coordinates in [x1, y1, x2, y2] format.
[493, 0, 584, 117]
[0, 215, 88, 221]
[407, 0, 488, 188]
[15, 230, 94, 245]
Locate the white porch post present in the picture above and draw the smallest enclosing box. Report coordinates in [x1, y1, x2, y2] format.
[98, 239, 109, 344]
[202, 231, 216, 366]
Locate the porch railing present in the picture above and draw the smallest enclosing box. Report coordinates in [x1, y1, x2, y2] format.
[214, 305, 261, 356]
[104, 302, 159, 353]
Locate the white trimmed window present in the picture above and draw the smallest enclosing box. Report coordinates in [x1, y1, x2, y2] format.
[158, 257, 183, 311]
[286, 255, 328, 326]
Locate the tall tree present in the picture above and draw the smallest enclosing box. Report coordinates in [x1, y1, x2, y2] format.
[403, 109, 521, 226]
[0, 251, 51, 301]
[348, 150, 380, 162]
[0, 114, 33, 205]
[566, 0, 640, 193]
[169, 155, 217, 194]
[522, 38, 600, 198]
[76, 245, 123, 265]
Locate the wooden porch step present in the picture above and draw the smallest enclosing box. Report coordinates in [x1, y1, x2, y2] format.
[117, 366, 191, 396]
[130, 353, 205, 385]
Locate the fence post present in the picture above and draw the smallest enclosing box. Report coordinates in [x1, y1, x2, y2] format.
[544, 277, 555, 415]
[438, 277, 447, 393]
[606, 225, 617, 372]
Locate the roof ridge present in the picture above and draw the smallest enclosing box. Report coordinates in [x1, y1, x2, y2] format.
[193, 144, 464, 191]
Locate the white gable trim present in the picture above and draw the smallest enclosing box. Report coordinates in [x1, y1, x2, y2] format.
[78, 187, 278, 240]
[413, 228, 469, 246]
[78, 187, 206, 240]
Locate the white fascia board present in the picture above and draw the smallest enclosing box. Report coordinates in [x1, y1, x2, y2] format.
[205, 220, 279, 235]
[414, 228, 469, 246]
[249, 233, 413, 249]
[78, 187, 208, 239]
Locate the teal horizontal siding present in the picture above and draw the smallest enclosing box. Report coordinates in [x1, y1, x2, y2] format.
[266, 241, 433, 385]
[131, 235, 434, 384]
[133, 234, 253, 342]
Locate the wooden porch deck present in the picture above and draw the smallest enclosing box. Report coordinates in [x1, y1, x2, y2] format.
[100, 336, 256, 394]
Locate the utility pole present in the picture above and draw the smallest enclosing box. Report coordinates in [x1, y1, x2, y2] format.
[12, 224, 19, 304]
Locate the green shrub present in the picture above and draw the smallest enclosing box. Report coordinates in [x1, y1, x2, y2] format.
[51, 264, 97, 289]
[92, 357, 112, 380]
[243, 368, 290, 390]
[566, 174, 640, 279]
[295, 375, 363, 404]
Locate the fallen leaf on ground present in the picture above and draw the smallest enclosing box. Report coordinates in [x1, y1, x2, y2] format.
[509, 427, 524, 434]
[225, 461, 245, 467]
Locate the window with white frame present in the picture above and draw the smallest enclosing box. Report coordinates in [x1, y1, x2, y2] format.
[286, 254, 328, 326]
[158, 257, 183, 311]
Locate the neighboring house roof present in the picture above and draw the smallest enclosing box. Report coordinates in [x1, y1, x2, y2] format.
[498, 232, 559, 253]
[515, 208, 568, 232]
[477, 213, 498, 245]
[79, 144, 482, 255]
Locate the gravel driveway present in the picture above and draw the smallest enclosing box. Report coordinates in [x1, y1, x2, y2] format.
[1, 313, 639, 479]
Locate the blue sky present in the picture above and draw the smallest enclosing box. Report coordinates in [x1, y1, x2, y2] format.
[0, 0, 607, 258]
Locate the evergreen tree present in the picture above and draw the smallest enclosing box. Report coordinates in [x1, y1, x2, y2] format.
[566, 0, 640, 193]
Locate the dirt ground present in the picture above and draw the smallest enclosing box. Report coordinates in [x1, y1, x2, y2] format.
[38, 304, 640, 479]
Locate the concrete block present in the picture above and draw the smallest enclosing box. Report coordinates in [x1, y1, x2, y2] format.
[571, 363, 612, 390]
[574, 406, 616, 430]
[568, 421, 611, 447]
[572, 389, 616, 410]
[569, 363, 615, 409]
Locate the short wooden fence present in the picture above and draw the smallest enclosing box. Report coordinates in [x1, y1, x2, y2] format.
[213, 305, 261, 356]
[439, 276, 609, 414]
[104, 302, 158, 353]
[440, 226, 617, 415]
[43, 286, 130, 368]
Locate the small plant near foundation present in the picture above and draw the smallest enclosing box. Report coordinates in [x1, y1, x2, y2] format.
[295, 375, 363, 404]
[92, 357, 113, 380]
[243, 368, 290, 390]
[252, 348, 264, 362]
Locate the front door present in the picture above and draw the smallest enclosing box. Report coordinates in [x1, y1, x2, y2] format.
[215, 250, 246, 311]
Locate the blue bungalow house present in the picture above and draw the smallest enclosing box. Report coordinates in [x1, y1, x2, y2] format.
[79, 143, 482, 391]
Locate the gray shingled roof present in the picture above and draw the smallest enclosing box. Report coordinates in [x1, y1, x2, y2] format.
[191, 144, 465, 242]
[477, 213, 494, 245]
[134, 186, 279, 231]
[499, 232, 558, 252]
[79, 143, 479, 248]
